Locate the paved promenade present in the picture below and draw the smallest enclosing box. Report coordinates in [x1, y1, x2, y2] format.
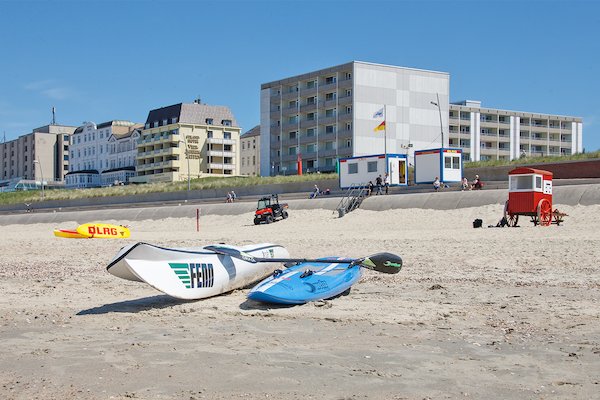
[1, 183, 598, 225]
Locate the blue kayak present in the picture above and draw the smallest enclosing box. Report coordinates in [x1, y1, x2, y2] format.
[248, 258, 362, 304]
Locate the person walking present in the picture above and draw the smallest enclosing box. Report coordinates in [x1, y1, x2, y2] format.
[384, 173, 390, 194]
[375, 175, 383, 195]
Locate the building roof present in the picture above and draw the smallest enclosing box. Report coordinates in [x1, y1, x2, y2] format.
[261, 60, 449, 88]
[74, 120, 140, 135]
[145, 102, 239, 128]
[241, 125, 260, 138]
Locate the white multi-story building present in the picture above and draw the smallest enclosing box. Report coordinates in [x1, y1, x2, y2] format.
[65, 120, 141, 188]
[260, 61, 450, 175]
[260, 61, 584, 174]
[448, 100, 583, 161]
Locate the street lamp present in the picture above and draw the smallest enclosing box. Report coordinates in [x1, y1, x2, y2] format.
[33, 159, 45, 199]
[430, 93, 444, 148]
[179, 139, 191, 191]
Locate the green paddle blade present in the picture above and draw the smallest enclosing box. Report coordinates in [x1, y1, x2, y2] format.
[359, 252, 403, 274]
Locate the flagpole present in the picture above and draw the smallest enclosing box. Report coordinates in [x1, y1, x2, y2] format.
[384, 104, 388, 174]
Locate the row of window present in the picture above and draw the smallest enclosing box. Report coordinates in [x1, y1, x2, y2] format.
[276, 72, 352, 93]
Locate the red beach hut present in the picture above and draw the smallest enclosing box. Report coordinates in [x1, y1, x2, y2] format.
[504, 167, 556, 226]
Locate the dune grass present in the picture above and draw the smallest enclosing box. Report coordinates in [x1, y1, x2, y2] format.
[464, 151, 600, 169]
[0, 173, 339, 206]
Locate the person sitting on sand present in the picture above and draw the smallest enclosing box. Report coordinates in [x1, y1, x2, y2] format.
[471, 175, 483, 190]
[461, 177, 469, 191]
[433, 177, 441, 192]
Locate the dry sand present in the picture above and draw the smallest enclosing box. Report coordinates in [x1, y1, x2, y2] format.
[0, 204, 599, 399]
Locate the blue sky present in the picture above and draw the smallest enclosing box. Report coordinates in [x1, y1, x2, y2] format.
[1, 0, 599, 151]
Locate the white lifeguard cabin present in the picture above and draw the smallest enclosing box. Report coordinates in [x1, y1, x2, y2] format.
[414, 148, 463, 184]
[339, 153, 408, 189]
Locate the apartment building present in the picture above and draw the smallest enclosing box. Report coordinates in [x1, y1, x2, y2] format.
[448, 101, 583, 161]
[260, 61, 450, 175]
[0, 124, 75, 187]
[65, 120, 141, 188]
[240, 125, 260, 176]
[137, 101, 241, 183]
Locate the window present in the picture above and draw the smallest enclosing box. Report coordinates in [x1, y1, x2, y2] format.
[348, 163, 358, 174]
[325, 141, 334, 150]
[306, 80, 316, 89]
[224, 132, 231, 139]
[344, 72, 352, 80]
[252, 155, 255, 165]
[346, 106, 352, 114]
[222, 120, 232, 126]
[171, 117, 178, 124]
[345, 89, 352, 97]
[162, 119, 168, 126]
[289, 131, 297, 140]
[325, 92, 336, 101]
[367, 161, 377, 173]
[325, 76, 336, 84]
[306, 143, 316, 153]
[288, 100, 297, 108]
[325, 108, 336, 117]
[346, 122, 352, 131]
[307, 128, 315, 137]
[207, 131, 213, 138]
[242, 142, 245, 150]
[288, 115, 298, 124]
[325, 125, 336, 134]
[306, 96, 316, 105]
[307, 112, 316, 121]
[288, 146, 297, 155]
[206, 118, 214, 125]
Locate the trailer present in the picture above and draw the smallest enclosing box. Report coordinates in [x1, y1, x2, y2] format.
[414, 148, 463, 184]
[503, 167, 567, 227]
[338, 153, 408, 189]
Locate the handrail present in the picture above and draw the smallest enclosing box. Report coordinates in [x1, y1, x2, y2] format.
[334, 183, 368, 217]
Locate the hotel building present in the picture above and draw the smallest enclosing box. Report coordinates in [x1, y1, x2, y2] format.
[260, 61, 449, 175]
[0, 124, 75, 189]
[66, 120, 141, 188]
[260, 61, 583, 175]
[448, 100, 583, 161]
[137, 101, 241, 183]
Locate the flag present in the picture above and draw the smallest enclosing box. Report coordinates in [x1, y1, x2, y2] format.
[374, 121, 386, 132]
[373, 108, 384, 119]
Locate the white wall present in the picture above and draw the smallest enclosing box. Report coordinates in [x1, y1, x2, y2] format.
[353, 63, 450, 159]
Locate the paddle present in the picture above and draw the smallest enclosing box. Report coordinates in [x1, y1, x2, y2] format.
[204, 246, 402, 274]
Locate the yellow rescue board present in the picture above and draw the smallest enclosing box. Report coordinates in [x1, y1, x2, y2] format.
[53, 229, 90, 239]
[76, 223, 131, 239]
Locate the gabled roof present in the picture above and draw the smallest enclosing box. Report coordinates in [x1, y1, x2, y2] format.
[145, 102, 238, 128]
[241, 125, 260, 138]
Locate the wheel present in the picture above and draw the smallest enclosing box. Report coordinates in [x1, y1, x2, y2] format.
[503, 200, 519, 227]
[265, 215, 274, 224]
[537, 199, 552, 226]
[253, 218, 260, 225]
[282, 210, 288, 219]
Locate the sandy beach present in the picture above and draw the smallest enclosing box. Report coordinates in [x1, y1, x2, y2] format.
[1, 203, 599, 399]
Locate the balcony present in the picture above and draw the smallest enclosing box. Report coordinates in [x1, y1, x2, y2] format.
[209, 163, 235, 170]
[207, 138, 235, 145]
[207, 150, 235, 158]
